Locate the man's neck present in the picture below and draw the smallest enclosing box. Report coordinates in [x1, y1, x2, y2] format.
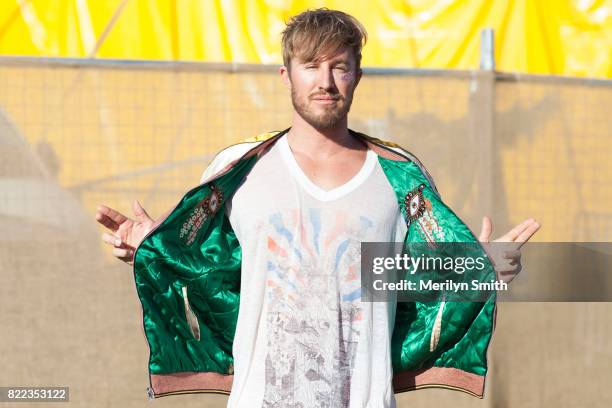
[287, 114, 364, 159]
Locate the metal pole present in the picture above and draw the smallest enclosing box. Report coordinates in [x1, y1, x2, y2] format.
[480, 28, 495, 70]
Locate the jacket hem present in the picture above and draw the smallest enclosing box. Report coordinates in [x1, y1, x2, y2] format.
[150, 372, 233, 397]
[392, 366, 485, 398]
[148, 367, 484, 399]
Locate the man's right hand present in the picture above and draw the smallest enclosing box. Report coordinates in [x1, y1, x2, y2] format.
[95, 200, 155, 265]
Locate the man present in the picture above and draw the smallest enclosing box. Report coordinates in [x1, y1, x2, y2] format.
[95, 8, 539, 408]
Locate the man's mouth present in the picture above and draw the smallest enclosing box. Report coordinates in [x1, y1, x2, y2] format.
[311, 95, 340, 104]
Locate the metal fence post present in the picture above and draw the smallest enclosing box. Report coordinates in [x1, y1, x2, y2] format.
[471, 29, 496, 225]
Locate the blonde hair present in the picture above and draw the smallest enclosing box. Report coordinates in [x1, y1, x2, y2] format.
[281, 8, 368, 70]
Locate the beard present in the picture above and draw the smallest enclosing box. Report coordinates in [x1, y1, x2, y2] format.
[291, 86, 354, 130]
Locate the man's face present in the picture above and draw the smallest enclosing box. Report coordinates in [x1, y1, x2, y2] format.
[281, 47, 362, 129]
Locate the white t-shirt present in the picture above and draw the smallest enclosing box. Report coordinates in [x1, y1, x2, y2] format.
[226, 136, 407, 408]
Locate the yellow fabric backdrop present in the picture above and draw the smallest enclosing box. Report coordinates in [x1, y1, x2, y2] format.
[0, 0, 610, 78]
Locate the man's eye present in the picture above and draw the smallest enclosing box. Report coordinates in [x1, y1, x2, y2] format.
[335, 66, 348, 71]
[304, 65, 317, 69]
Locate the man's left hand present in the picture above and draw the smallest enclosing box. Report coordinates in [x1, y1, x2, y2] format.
[478, 216, 541, 284]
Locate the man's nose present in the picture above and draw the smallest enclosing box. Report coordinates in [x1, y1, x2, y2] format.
[316, 67, 336, 91]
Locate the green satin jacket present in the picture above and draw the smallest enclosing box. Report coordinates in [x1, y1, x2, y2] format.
[133, 128, 497, 399]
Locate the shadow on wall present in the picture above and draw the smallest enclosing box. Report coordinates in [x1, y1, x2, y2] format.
[0, 108, 162, 407]
[351, 89, 560, 232]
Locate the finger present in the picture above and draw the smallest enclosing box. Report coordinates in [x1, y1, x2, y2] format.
[515, 221, 541, 249]
[478, 216, 493, 243]
[95, 211, 119, 231]
[508, 257, 521, 266]
[101, 232, 122, 247]
[502, 218, 536, 241]
[498, 264, 522, 277]
[96, 205, 128, 230]
[117, 254, 134, 265]
[503, 249, 521, 260]
[498, 268, 520, 285]
[120, 258, 134, 265]
[493, 256, 517, 271]
[133, 200, 153, 222]
[97, 205, 129, 224]
[112, 247, 134, 259]
[495, 263, 519, 273]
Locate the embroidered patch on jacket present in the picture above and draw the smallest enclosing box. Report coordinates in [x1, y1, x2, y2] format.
[404, 183, 446, 245]
[417, 202, 446, 245]
[179, 184, 224, 245]
[404, 183, 426, 223]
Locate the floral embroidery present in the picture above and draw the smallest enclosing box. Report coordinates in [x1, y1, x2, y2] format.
[179, 184, 224, 245]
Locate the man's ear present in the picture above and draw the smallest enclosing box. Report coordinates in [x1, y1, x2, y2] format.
[279, 65, 292, 89]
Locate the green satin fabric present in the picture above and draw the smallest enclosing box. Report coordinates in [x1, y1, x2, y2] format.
[133, 156, 257, 375]
[133, 151, 496, 379]
[378, 156, 496, 376]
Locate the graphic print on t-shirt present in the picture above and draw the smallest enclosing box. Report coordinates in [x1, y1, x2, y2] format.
[262, 207, 374, 408]
[226, 137, 403, 408]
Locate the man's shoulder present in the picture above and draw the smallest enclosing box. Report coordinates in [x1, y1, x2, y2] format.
[351, 129, 441, 197]
[199, 130, 283, 184]
[350, 130, 423, 163]
[354, 131, 404, 150]
[235, 131, 281, 144]
[218, 130, 281, 155]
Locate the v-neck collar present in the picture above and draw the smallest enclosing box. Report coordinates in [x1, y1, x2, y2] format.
[277, 135, 378, 202]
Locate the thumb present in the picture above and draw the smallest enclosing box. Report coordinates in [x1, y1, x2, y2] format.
[133, 199, 153, 222]
[478, 215, 493, 243]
